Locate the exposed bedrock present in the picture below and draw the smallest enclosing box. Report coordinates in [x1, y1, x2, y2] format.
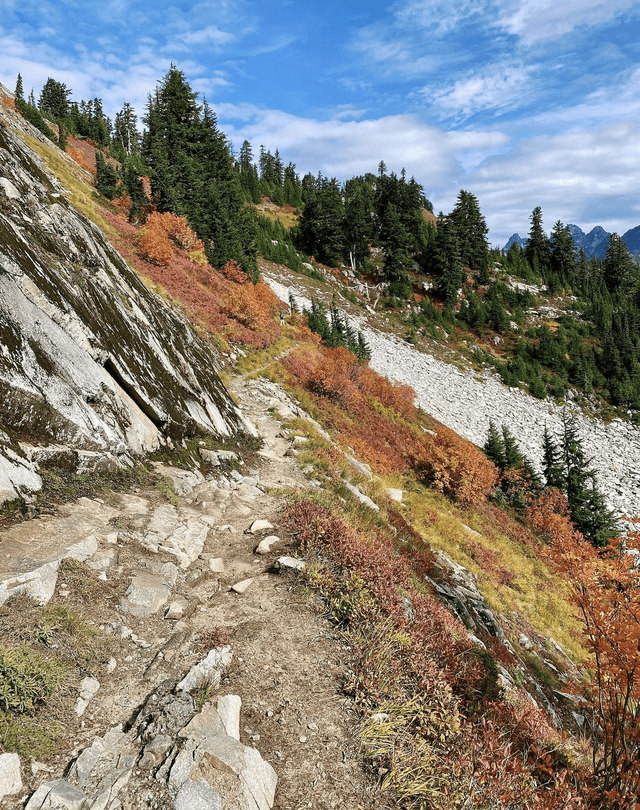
[0, 100, 253, 504]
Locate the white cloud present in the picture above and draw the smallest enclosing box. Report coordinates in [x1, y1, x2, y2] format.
[467, 119, 640, 243]
[427, 62, 538, 118]
[494, 0, 639, 44]
[170, 25, 235, 50]
[215, 102, 508, 191]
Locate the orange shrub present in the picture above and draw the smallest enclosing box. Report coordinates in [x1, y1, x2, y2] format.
[306, 346, 364, 404]
[138, 212, 204, 267]
[415, 426, 498, 506]
[526, 488, 578, 546]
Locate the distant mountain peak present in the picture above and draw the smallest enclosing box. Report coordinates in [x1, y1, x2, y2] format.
[503, 222, 640, 259]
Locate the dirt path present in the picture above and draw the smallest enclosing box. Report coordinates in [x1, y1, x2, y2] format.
[0, 374, 391, 810]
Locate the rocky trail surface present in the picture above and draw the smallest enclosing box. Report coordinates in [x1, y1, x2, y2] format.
[0, 374, 392, 810]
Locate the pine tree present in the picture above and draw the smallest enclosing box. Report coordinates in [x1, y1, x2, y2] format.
[525, 206, 550, 279]
[541, 425, 565, 490]
[484, 420, 506, 469]
[450, 190, 489, 273]
[14, 73, 23, 102]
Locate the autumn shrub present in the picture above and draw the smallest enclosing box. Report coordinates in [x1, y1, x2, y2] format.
[282, 345, 425, 474]
[414, 426, 499, 506]
[526, 488, 578, 547]
[138, 213, 174, 266]
[544, 528, 640, 808]
[283, 493, 586, 809]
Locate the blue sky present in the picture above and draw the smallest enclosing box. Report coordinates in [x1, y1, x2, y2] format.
[2, 0, 640, 245]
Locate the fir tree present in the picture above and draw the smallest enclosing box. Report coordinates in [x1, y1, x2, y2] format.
[549, 221, 576, 291]
[541, 425, 564, 490]
[558, 412, 619, 547]
[524, 206, 550, 279]
[38, 77, 71, 119]
[450, 190, 489, 273]
[142, 67, 257, 277]
[484, 420, 506, 469]
[434, 213, 465, 306]
[14, 73, 23, 102]
[95, 151, 119, 199]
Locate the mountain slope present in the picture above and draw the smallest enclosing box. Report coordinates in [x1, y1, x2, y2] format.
[0, 91, 252, 506]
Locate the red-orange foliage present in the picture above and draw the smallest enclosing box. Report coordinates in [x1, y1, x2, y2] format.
[415, 425, 499, 507]
[283, 344, 424, 473]
[526, 488, 579, 546]
[2, 97, 16, 111]
[282, 496, 586, 809]
[545, 528, 640, 808]
[138, 212, 204, 267]
[101, 208, 282, 349]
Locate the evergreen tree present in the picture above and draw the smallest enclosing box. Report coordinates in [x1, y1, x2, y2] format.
[434, 214, 465, 306]
[114, 102, 140, 157]
[283, 162, 302, 207]
[558, 412, 618, 547]
[57, 122, 68, 152]
[295, 174, 345, 266]
[541, 425, 564, 489]
[603, 233, 637, 296]
[28, 88, 36, 107]
[95, 151, 119, 199]
[502, 425, 523, 468]
[238, 140, 261, 203]
[123, 163, 146, 223]
[38, 77, 71, 119]
[450, 190, 489, 273]
[484, 420, 506, 469]
[524, 206, 550, 279]
[549, 221, 576, 290]
[343, 176, 374, 272]
[142, 67, 257, 277]
[14, 73, 23, 102]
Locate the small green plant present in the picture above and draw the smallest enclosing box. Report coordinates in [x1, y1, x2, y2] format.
[0, 646, 68, 713]
[191, 676, 218, 709]
[156, 475, 178, 505]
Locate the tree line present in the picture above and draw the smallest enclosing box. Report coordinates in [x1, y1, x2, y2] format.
[13, 68, 640, 414]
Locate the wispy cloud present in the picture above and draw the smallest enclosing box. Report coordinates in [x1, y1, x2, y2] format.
[493, 0, 640, 45]
[426, 61, 538, 119]
[215, 102, 508, 185]
[170, 25, 236, 51]
[249, 34, 299, 56]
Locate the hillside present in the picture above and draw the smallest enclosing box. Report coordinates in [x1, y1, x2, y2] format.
[1, 78, 640, 810]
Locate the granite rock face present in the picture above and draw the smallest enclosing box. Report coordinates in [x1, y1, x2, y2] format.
[0, 93, 254, 505]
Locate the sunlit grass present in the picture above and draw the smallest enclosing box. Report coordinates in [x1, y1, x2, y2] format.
[401, 482, 586, 663]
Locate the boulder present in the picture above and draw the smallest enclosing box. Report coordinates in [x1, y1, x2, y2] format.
[0, 753, 21, 800]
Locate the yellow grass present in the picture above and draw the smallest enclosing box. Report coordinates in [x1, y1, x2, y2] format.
[386, 474, 586, 663]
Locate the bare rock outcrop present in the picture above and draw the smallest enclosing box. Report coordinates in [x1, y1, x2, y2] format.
[0, 94, 254, 505]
